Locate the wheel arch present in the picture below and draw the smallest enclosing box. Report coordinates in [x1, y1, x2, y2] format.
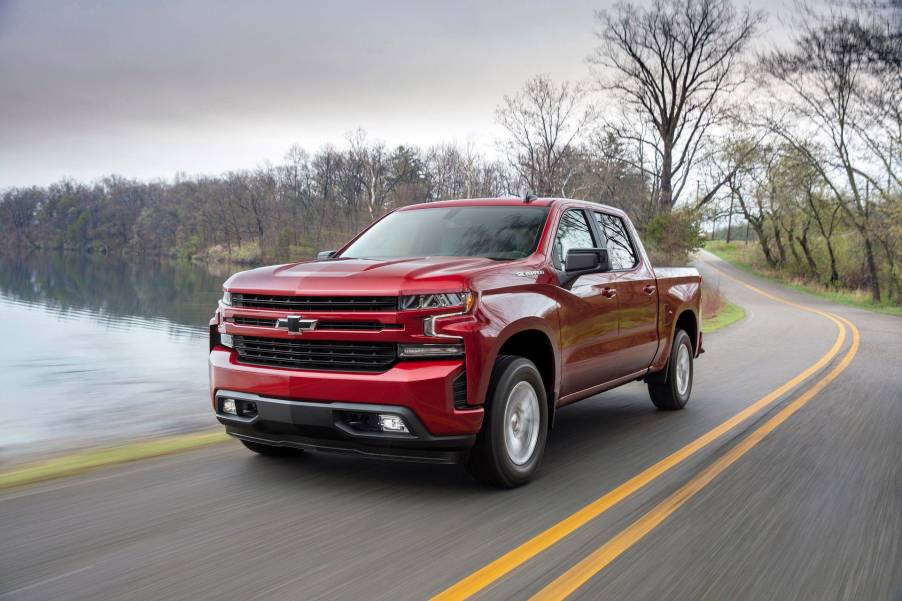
[674, 309, 699, 354]
[648, 307, 699, 381]
[491, 322, 559, 429]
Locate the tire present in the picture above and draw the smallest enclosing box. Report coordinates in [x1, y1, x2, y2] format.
[648, 329, 693, 410]
[241, 440, 304, 456]
[466, 356, 548, 488]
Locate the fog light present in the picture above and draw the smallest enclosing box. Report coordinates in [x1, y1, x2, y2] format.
[222, 399, 237, 415]
[378, 414, 409, 433]
[220, 333, 234, 348]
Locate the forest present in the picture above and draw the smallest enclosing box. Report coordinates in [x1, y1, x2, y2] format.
[2, 0, 900, 306]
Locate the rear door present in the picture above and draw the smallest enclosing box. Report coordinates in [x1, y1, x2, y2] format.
[591, 210, 659, 375]
[553, 208, 622, 398]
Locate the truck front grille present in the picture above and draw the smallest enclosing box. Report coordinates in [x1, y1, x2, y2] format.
[231, 293, 397, 312]
[232, 317, 278, 327]
[233, 335, 396, 372]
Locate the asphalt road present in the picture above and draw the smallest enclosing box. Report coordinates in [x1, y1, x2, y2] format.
[3, 252, 901, 601]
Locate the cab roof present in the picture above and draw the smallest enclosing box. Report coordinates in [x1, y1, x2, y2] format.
[399, 197, 623, 214]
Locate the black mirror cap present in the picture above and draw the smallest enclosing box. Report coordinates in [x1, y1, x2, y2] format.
[316, 250, 337, 260]
[564, 248, 610, 273]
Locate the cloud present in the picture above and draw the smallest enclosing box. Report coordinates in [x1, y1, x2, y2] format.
[0, 0, 783, 187]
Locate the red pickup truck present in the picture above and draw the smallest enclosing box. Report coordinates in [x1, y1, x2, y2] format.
[210, 198, 702, 486]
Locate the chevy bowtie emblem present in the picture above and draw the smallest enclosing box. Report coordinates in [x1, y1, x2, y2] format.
[276, 315, 318, 333]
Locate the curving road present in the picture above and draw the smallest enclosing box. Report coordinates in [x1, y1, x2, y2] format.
[3, 252, 901, 601]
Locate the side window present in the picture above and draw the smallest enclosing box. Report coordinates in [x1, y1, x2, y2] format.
[554, 209, 595, 268]
[594, 212, 638, 270]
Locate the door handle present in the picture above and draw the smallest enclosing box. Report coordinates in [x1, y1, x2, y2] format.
[644, 285, 657, 295]
[601, 287, 617, 299]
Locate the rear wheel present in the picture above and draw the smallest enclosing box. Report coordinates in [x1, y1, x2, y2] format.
[466, 356, 548, 487]
[241, 440, 304, 456]
[648, 329, 693, 410]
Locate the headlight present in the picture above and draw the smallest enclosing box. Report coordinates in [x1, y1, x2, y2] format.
[217, 322, 233, 348]
[221, 290, 232, 306]
[399, 292, 474, 312]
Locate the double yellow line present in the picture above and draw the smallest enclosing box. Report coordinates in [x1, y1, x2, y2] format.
[433, 266, 860, 601]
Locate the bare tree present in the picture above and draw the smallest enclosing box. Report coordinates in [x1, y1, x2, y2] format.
[853, 1, 902, 192]
[495, 75, 596, 197]
[592, 0, 764, 212]
[762, 10, 891, 301]
[0, 187, 41, 248]
[281, 145, 314, 217]
[346, 130, 421, 220]
[564, 129, 652, 217]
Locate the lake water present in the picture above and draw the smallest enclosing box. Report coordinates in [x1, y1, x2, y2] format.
[0, 253, 232, 462]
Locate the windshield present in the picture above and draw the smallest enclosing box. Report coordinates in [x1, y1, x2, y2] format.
[339, 206, 550, 260]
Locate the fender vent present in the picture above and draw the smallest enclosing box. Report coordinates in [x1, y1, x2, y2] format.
[452, 372, 468, 409]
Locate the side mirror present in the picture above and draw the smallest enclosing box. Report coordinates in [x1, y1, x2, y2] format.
[561, 248, 610, 287]
[316, 250, 337, 260]
[564, 248, 610, 273]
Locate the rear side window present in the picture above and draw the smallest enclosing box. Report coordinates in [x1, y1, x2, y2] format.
[553, 209, 595, 268]
[594, 212, 638, 270]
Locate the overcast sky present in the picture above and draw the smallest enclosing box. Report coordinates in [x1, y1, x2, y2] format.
[0, 0, 785, 188]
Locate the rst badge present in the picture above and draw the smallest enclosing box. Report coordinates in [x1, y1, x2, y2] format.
[276, 315, 318, 333]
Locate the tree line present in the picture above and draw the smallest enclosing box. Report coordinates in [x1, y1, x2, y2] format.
[0, 134, 649, 264]
[2, 0, 900, 304]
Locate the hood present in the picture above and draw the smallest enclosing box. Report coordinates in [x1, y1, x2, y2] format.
[225, 256, 503, 296]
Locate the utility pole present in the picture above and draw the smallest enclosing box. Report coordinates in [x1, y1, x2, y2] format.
[726, 190, 735, 244]
[701, 181, 717, 239]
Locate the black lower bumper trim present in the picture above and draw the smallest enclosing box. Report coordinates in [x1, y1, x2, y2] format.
[227, 430, 467, 464]
[216, 390, 476, 464]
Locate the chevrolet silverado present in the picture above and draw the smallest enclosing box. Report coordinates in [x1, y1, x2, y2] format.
[210, 197, 702, 487]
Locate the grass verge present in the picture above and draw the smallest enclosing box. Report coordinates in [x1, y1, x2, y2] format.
[705, 241, 902, 317]
[0, 430, 229, 490]
[703, 300, 745, 333]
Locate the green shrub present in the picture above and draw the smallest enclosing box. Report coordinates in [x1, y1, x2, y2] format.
[641, 210, 704, 265]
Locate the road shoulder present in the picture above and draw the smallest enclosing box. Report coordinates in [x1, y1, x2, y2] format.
[0, 430, 228, 490]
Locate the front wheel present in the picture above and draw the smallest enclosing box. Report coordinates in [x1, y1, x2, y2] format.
[648, 329, 693, 410]
[466, 356, 548, 488]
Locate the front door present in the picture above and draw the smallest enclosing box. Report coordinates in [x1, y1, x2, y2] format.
[553, 208, 622, 398]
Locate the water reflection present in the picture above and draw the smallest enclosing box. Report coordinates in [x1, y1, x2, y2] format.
[0, 252, 230, 336]
[0, 253, 236, 461]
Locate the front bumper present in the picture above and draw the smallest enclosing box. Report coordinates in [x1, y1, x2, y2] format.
[209, 347, 483, 461]
[216, 390, 475, 463]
